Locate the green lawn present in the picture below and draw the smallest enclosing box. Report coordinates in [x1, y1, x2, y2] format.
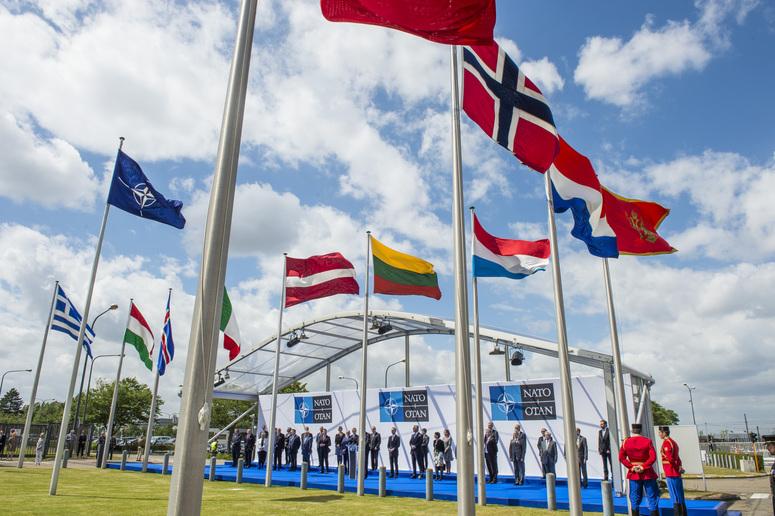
[0, 466, 601, 515]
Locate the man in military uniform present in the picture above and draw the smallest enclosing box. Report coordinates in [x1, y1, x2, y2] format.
[658, 426, 686, 516]
[619, 423, 659, 516]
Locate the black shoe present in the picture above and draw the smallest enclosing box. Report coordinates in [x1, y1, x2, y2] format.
[631, 510, 639, 516]
[649, 511, 659, 516]
[410, 474, 416, 479]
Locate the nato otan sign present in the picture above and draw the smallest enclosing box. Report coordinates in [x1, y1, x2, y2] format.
[489, 382, 557, 420]
[294, 395, 333, 424]
[379, 388, 430, 422]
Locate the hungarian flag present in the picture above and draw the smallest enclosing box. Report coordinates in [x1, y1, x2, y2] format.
[371, 236, 441, 299]
[601, 187, 676, 256]
[220, 288, 241, 361]
[472, 214, 550, 279]
[463, 42, 559, 173]
[124, 302, 154, 370]
[321, 0, 496, 45]
[285, 252, 360, 308]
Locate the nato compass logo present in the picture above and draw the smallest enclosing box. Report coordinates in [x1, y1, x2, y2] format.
[379, 388, 429, 422]
[131, 183, 157, 209]
[294, 395, 332, 424]
[489, 383, 557, 421]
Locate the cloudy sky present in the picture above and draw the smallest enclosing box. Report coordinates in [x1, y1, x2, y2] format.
[1, 0, 773, 436]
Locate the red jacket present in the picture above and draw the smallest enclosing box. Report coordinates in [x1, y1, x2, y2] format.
[661, 437, 683, 477]
[619, 434, 658, 480]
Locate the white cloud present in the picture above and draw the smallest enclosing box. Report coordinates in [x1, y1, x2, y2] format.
[574, 0, 758, 107]
[0, 112, 100, 209]
[521, 57, 565, 95]
[574, 19, 710, 107]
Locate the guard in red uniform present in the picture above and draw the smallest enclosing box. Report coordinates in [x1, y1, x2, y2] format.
[659, 426, 687, 516]
[619, 423, 660, 516]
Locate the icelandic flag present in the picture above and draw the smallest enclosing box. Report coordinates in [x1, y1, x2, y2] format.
[550, 137, 618, 258]
[463, 42, 560, 173]
[472, 214, 550, 279]
[107, 150, 186, 229]
[157, 290, 174, 376]
[51, 285, 96, 359]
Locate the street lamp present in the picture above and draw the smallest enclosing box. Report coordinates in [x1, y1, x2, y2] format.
[82, 354, 124, 426]
[0, 369, 32, 399]
[74, 304, 118, 431]
[683, 383, 697, 426]
[338, 375, 359, 390]
[384, 359, 405, 388]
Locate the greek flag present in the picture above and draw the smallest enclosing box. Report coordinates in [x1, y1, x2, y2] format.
[51, 286, 95, 359]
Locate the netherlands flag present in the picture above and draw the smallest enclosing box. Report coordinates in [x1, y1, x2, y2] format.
[472, 214, 550, 279]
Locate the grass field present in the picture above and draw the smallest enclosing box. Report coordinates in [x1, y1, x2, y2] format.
[0, 466, 601, 515]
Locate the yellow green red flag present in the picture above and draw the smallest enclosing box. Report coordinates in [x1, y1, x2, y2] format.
[371, 236, 441, 300]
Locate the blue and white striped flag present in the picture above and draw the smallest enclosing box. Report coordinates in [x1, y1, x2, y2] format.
[51, 285, 95, 359]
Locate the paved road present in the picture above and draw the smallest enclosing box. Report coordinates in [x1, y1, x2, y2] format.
[685, 476, 772, 515]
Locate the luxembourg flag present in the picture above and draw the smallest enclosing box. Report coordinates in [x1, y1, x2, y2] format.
[472, 214, 550, 279]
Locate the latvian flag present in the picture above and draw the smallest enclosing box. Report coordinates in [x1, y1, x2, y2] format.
[463, 42, 559, 173]
[472, 214, 550, 279]
[285, 252, 360, 308]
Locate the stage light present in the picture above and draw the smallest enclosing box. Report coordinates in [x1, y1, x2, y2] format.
[224, 369, 230, 380]
[214, 373, 225, 387]
[287, 331, 301, 348]
[489, 343, 505, 355]
[300, 327, 309, 340]
[510, 350, 524, 366]
[370, 317, 381, 330]
[377, 320, 393, 335]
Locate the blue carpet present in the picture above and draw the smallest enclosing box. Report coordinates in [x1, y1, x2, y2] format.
[108, 461, 729, 515]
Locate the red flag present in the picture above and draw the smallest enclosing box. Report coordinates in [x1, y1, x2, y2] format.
[601, 187, 676, 256]
[463, 43, 559, 173]
[285, 252, 360, 308]
[320, 0, 496, 45]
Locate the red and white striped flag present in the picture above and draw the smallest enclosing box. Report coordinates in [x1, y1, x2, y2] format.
[285, 252, 360, 308]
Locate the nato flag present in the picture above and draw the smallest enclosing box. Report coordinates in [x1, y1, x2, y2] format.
[107, 150, 186, 229]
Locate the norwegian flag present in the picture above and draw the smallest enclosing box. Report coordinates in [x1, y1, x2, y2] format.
[463, 42, 560, 173]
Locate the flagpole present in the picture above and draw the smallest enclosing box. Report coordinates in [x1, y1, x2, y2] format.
[544, 169, 582, 515]
[603, 258, 630, 439]
[468, 208, 486, 506]
[265, 253, 287, 488]
[49, 137, 121, 495]
[356, 231, 371, 496]
[18, 281, 59, 468]
[142, 366, 161, 472]
[450, 45, 475, 516]
[102, 299, 131, 469]
[167, 0, 257, 512]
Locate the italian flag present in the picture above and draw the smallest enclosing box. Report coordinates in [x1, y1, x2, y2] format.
[125, 302, 154, 370]
[220, 287, 241, 361]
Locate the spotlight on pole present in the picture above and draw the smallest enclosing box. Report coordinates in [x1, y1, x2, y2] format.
[287, 331, 301, 348]
[510, 350, 524, 366]
[370, 317, 381, 330]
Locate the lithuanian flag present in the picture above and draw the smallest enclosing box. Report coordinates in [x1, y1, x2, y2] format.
[371, 236, 442, 300]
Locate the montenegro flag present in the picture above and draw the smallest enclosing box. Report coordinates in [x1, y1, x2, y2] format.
[602, 187, 676, 256]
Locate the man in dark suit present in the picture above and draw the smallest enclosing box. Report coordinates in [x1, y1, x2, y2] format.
[231, 432, 243, 467]
[244, 429, 256, 468]
[288, 428, 301, 471]
[577, 427, 589, 488]
[387, 427, 400, 478]
[537, 428, 548, 477]
[484, 422, 499, 483]
[599, 419, 613, 481]
[543, 433, 558, 477]
[369, 426, 381, 470]
[409, 425, 421, 478]
[509, 423, 527, 485]
[317, 428, 331, 473]
[273, 428, 285, 470]
[419, 428, 430, 478]
[363, 430, 371, 473]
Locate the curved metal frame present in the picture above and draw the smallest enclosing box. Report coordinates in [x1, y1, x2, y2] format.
[213, 309, 653, 399]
